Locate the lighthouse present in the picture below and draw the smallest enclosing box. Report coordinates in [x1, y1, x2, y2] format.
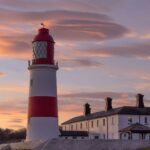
[26, 26, 59, 141]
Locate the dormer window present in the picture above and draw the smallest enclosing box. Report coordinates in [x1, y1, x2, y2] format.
[32, 41, 47, 59]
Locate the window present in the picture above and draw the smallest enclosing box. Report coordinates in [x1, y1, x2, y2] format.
[97, 120, 99, 127]
[32, 41, 47, 59]
[30, 79, 33, 87]
[71, 125, 73, 130]
[76, 124, 78, 130]
[94, 136, 99, 139]
[128, 134, 132, 139]
[86, 122, 88, 129]
[144, 117, 148, 124]
[99, 134, 101, 139]
[91, 121, 94, 128]
[103, 119, 105, 126]
[80, 123, 82, 129]
[103, 134, 105, 139]
[142, 134, 145, 140]
[112, 117, 114, 125]
[128, 116, 132, 124]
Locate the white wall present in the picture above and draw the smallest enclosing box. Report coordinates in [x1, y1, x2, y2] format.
[62, 115, 119, 139]
[62, 114, 150, 140]
[107, 115, 119, 139]
[118, 115, 150, 129]
[118, 115, 139, 130]
[118, 114, 150, 140]
[140, 115, 150, 126]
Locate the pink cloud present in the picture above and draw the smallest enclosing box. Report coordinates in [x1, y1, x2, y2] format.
[0, 72, 6, 77]
[0, 9, 128, 41]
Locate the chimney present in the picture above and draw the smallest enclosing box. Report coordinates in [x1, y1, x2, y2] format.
[105, 97, 112, 111]
[84, 103, 91, 115]
[136, 93, 144, 108]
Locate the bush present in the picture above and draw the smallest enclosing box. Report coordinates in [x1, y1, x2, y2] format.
[0, 128, 26, 144]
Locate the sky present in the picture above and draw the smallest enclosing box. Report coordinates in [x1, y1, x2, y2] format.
[0, 0, 150, 129]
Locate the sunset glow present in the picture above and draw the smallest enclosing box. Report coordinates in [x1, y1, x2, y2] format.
[0, 0, 149, 129]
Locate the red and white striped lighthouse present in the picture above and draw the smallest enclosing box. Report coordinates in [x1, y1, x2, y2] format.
[26, 26, 59, 141]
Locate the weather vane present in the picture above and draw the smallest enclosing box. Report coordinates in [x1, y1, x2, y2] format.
[41, 23, 45, 28]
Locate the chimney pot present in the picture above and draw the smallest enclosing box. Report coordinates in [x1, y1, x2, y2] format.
[84, 103, 91, 116]
[136, 93, 144, 108]
[105, 97, 112, 111]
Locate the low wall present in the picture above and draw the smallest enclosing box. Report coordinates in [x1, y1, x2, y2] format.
[0, 139, 150, 150]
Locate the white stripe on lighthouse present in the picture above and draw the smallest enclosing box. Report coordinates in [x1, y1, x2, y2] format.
[29, 66, 57, 97]
[27, 117, 59, 141]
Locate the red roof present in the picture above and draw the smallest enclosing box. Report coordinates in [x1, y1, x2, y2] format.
[33, 28, 54, 43]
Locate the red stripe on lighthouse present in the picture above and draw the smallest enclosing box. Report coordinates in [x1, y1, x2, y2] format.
[28, 96, 58, 117]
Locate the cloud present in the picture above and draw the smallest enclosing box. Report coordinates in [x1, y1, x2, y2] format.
[0, 72, 6, 77]
[58, 91, 139, 123]
[135, 83, 150, 91]
[58, 91, 136, 113]
[0, 98, 27, 113]
[0, 97, 27, 129]
[0, 35, 31, 59]
[0, 8, 111, 23]
[59, 91, 135, 100]
[0, 8, 129, 67]
[9, 118, 23, 123]
[0, 84, 28, 94]
[0, 0, 125, 13]
[60, 58, 102, 70]
[74, 42, 150, 60]
[9, 125, 25, 129]
[52, 18, 128, 41]
[0, 9, 128, 41]
[58, 91, 150, 123]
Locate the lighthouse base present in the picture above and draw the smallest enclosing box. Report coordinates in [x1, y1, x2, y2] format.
[26, 117, 60, 141]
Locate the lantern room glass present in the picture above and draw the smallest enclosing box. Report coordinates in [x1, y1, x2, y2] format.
[32, 41, 47, 59]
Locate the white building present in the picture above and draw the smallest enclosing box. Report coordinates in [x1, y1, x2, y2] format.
[61, 94, 150, 140]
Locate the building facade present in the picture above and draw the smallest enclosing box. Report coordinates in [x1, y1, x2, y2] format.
[61, 94, 150, 140]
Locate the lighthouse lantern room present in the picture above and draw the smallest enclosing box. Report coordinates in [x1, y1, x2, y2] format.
[26, 26, 59, 141]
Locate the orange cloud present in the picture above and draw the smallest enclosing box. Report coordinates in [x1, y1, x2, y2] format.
[0, 9, 130, 71]
[58, 91, 139, 124]
[0, 72, 6, 77]
[135, 83, 150, 90]
[0, 111, 26, 129]
[0, 35, 31, 59]
[0, 96, 27, 129]
[0, 84, 28, 94]
[72, 42, 150, 60]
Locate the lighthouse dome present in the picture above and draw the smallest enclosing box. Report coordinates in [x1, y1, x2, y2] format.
[33, 28, 55, 43]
